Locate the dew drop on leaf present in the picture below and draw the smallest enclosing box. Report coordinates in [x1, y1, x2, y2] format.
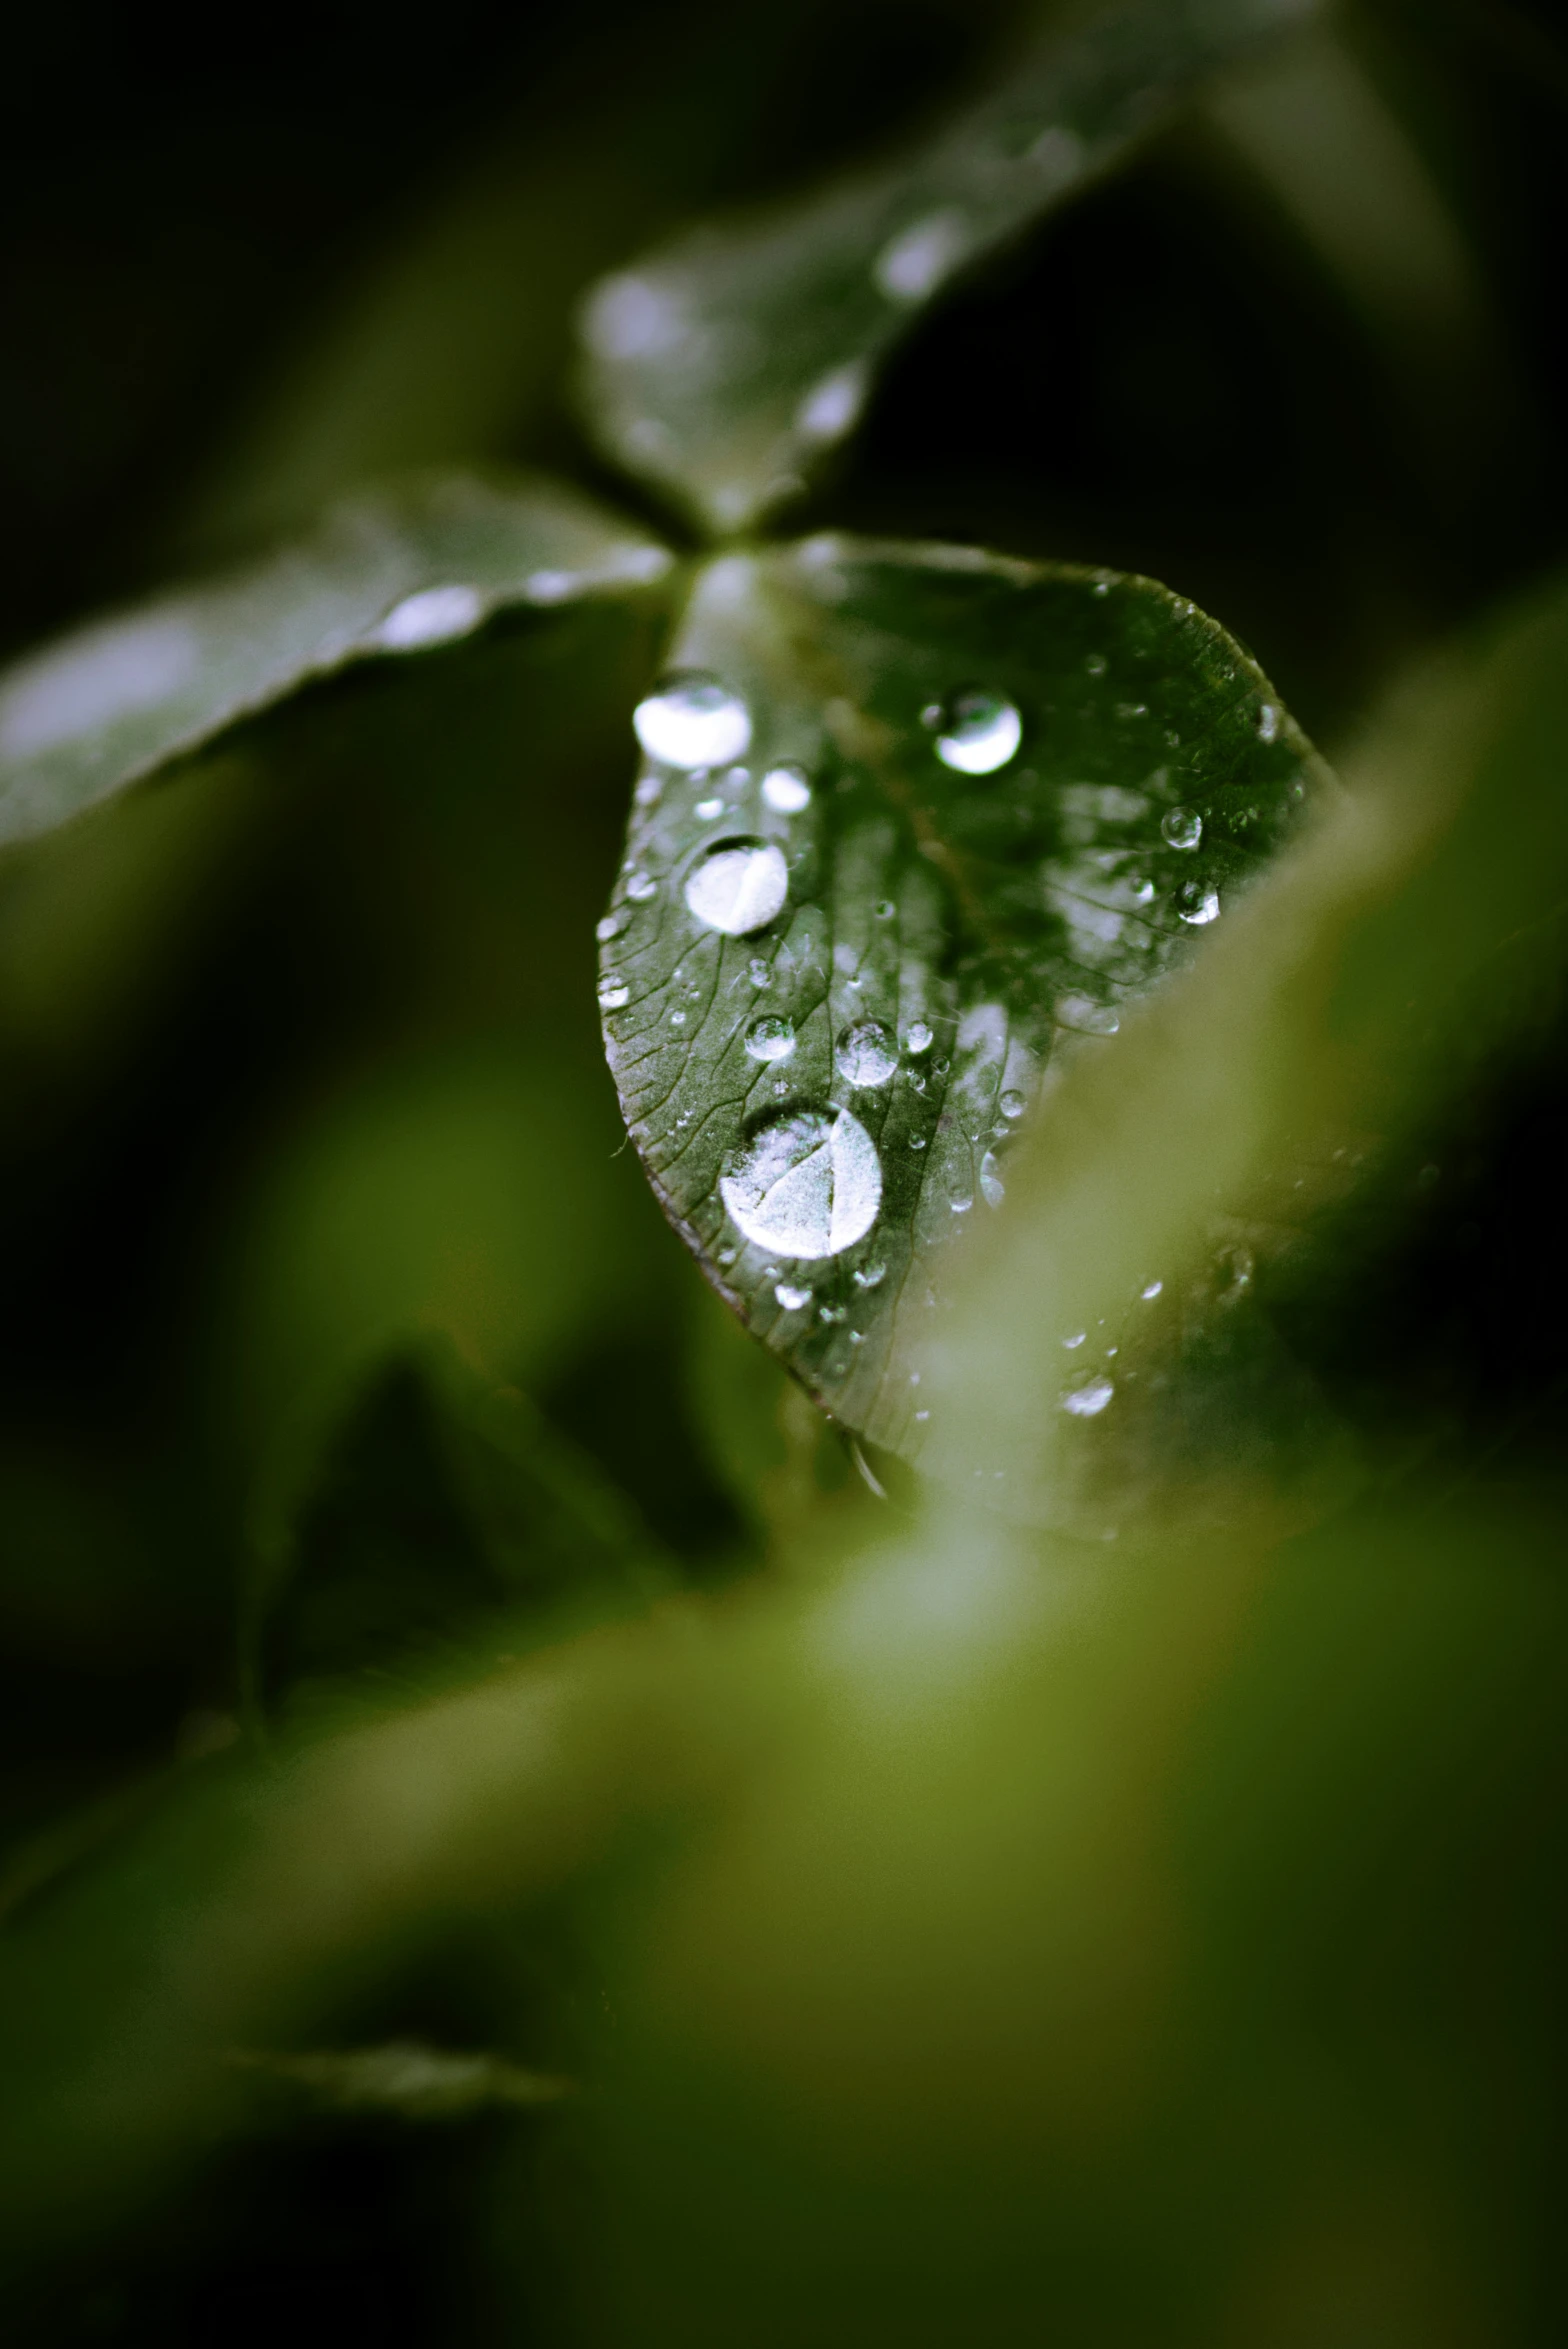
[930, 688, 1023, 775]
[373, 582, 484, 651]
[745, 1016, 796, 1063]
[1063, 1376, 1116, 1418]
[905, 1019, 933, 1054]
[760, 763, 812, 813]
[720, 1108, 882, 1259]
[853, 1260, 886, 1291]
[774, 1281, 812, 1311]
[874, 208, 968, 302]
[695, 795, 724, 820]
[999, 1089, 1027, 1120]
[625, 870, 657, 902]
[598, 977, 630, 1010]
[1161, 806, 1203, 849]
[1258, 701, 1280, 743]
[684, 840, 788, 935]
[835, 1020, 898, 1088]
[634, 672, 752, 768]
[979, 1150, 1005, 1207]
[1176, 882, 1221, 926]
[747, 957, 770, 988]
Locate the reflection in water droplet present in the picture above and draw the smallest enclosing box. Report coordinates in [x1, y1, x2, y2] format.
[835, 1021, 898, 1088]
[853, 1260, 886, 1290]
[721, 1108, 882, 1259]
[598, 977, 630, 1010]
[905, 1020, 933, 1055]
[980, 1151, 1005, 1208]
[634, 673, 751, 769]
[774, 1281, 812, 1311]
[374, 583, 484, 651]
[1063, 1377, 1115, 1418]
[1162, 807, 1203, 850]
[933, 689, 1022, 775]
[695, 796, 724, 820]
[1257, 702, 1280, 744]
[1176, 883, 1221, 927]
[685, 840, 788, 935]
[761, 763, 812, 813]
[745, 1016, 795, 1063]
[1141, 1280, 1163, 1301]
[1000, 1089, 1027, 1120]
[626, 870, 657, 902]
[874, 208, 968, 301]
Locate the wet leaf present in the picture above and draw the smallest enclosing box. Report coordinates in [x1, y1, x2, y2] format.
[0, 473, 674, 850]
[577, 0, 1323, 536]
[597, 534, 1324, 1466]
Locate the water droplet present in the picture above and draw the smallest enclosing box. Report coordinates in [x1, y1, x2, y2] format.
[634, 673, 751, 769]
[584, 272, 684, 360]
[598, 977, 630, 1010]
[748, 958, 770, 988]
[695, 795, 724, 820]
[626, 870, 657, 902]
[1141, 1280, 1163, 1301]
[774, 1281, 812, 1311]
[1085, 652, 1108, 678]
[932, 689, 1022, 775]
[1162, 807, 1203, 850]
[795, 360, 869, 443]
[980, 1151, 1004, 1208]
[835, 1021, 898, 1088]
[373, 583, 483, 651]
[914, 1408, 930, 1423]
[685, 840, 788, 935]
[716, 1246, 737, 1268]
[1133, 878, 1156, 905]
[745, 1016, 795, 1063]
[910, 1135, 927, 1151]
[1176, 883, 1221, 927]
[596, 912, 628, 942]
[874, 208, 968, 301]
[761, 763, 812, 813]
[910, 1372, 921, 1386]
[669, 1009, 686, 1027]
[721, 1108, 882, 1259]
[1000, 1089, 1027, 1120]
[1257, 702, 1280, 744]
[874, 899, 896, 921]
[634, 775, 663, 808]
[1056, 993, 1120, 1036]
[950, 1193, 973, 1214]
[1063, 1377, 1115, 1419]
[819, 1302, 846, 1325]
[1063, 1332, 1086, 1350]
[853, 1260, 886, 1290]
[905, 1020, 933, 1054]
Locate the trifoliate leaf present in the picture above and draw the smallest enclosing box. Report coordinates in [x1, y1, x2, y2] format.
[597, 535, 1326, 1466]
[0, 472, 674, 849]
[577, 0, 1323, 536]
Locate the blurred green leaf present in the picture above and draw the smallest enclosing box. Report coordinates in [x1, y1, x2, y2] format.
[0, 472, 673, 850]
[577, 0, 1324, 535]
[598, 534, 1321, 1466]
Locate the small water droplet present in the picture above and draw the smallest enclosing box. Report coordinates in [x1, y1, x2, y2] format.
[685, 840, 789, 935]
[1141, 1280, 1163, 1301]
[774, 1281, 812, 1311]
[1133, 878, 1156, 905]
[745, 1015, 795, 1063]
[874, 208, 968, 301]
[1000, 1089, 1027, 1120]
[598, 977, 630, 1010]
[748, 957, 771, 988]
[818, 1302, 846, 1325]
[933, 689, 1022, 775]
[853, 1260, 886, 1290]
[795, 360, 869, 443]
[835, 1021, 898, 1088]
[914, 1408, 931, 1423]
[596, 912, 628, 942]
[634, 775, 663, 808]
[905, 1070, 926, 1094]
[874, 899, 896, 921]
[1162, 807, 1203, 850]
[374, 583, 483, 651]
[772, 1078, 790, 1097]
[716, 1246, 737, 1267]
[905, 1020, 933, 1054]
[694, 795, 724, 820]
[1257, 702, 1280, 744]
[1057, 993, 1120, 1036]
[626, 870, 657, 902]
[910, 1135, 927, 1151]
[1063, 1376, 1115, 1418]
[634, 673, 751, 769]
[761, 763, 812, 813]
[721, 1108, 882, 1258]
[910, 1372, 921, 1387]
[980, 1151, 1004, 1208]
[1176, 883, 1221, 927]
[1085, 652, 1108, 678]
[1063, 1332, 1086, 1351]
[669, 1009, 686, 1026]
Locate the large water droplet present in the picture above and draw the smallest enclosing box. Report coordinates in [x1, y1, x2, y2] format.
[1176, 883, 1221, 927]
[760, 763, 812, 813]
[1162, 807, 1203, 850]
[720, 1108, 882, 1259]
[874, 208, 968, 302]
[930, 689, 1022, 775]
[374, 582, 484, 651]
[835, 1021, 898, 1089]
[684, 840, 788, 935]
[745, 1016, 795, 1063]
[1063, 1376, 1115, 1418]
[598, 976, 630, 1010]
[634, 673, 751, 769]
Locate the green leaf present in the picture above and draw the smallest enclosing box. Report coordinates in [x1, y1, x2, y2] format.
[577, 0, 1323, 536]
[596, 535, 1324, 1468]
[0, 472, 673, 851]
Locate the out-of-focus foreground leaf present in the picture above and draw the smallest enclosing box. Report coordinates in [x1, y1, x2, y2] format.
[598, 534, 1322, 1469]
[0, 473, 673, 850]
[578, 0, 1324, 535]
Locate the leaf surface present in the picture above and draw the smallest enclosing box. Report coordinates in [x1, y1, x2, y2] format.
[578, 0, 1323, 535]
[597, 535, 1324, 1466]
[0, 473, 674, 850]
